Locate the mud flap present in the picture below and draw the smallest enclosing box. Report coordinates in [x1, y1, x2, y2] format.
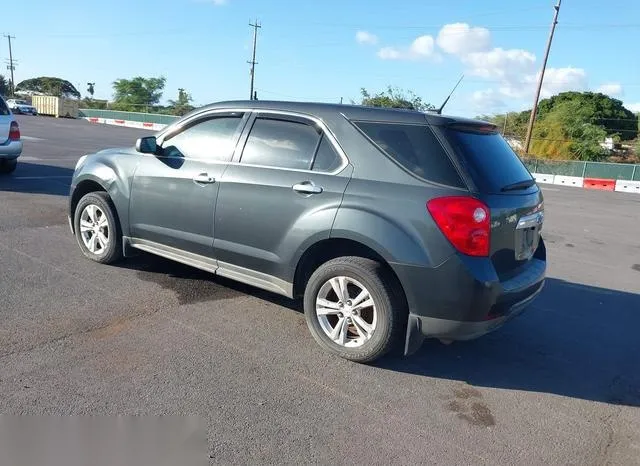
[404, 314, 425, 356]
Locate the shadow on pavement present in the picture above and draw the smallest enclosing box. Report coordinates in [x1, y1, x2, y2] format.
[111, 249, 640, 407]
[0, 163, 73, 196]
[377, 278, 640, 407]
[115, 252, 301, 310]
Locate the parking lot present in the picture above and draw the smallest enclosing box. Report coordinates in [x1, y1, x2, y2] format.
[1, 115, 639, 464]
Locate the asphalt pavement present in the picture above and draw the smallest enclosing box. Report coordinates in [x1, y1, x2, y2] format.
[1, 115, 639, 465]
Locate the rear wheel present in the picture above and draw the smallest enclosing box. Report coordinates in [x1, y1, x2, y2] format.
[303, 256, 406, 363]
[73, 192, 123, 264]
[0, 159, 17, 174]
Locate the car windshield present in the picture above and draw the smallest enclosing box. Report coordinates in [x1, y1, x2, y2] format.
[15, 100, 28, 105]
[0, 99, 9, 115]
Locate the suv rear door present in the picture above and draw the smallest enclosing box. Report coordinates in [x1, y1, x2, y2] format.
[437, 123, 544, 279]
[213, 111, 352, 295]
[0, 97, 12, 143]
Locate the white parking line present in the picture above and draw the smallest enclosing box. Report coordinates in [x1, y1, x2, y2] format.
[20, 136, 45, 141]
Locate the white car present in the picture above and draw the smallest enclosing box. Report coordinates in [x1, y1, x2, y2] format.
[6, 98, 37, 115]
[0, 96, 22, 173]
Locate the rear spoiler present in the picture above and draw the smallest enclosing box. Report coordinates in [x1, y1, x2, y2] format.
[446, 122, 499, 135]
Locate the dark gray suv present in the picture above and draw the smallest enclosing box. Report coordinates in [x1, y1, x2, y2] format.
[69, 100, 546, 363]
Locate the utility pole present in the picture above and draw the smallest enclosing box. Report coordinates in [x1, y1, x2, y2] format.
[4, 34, 16, 95]
[524, 0, 561, 154]
[248, 20, 261, 100]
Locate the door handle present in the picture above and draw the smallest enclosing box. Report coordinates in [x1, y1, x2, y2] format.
[193, 173, 215, 184]
[292, 182, 323, 194]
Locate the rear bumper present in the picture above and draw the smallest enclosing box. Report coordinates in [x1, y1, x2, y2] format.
[0, 140, 22, 159]
[392, 239, 547, 355]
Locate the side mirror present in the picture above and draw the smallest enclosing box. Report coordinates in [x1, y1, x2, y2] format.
[136, 136, 157, 154]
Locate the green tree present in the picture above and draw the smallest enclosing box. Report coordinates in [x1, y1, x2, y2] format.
[530, 100, 607, 161]
[168, 88, 194, 116]
[112, 76, 166, 111]
[537, 91, 638, 141]
[358, 86, 434, 112]
[0, 74, 8, 96]
[478, 110, 530, 141]
[15, 77, 81, 98]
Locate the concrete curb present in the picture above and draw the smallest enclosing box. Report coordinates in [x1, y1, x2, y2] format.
[84, 117, 167, 132]
[532, 172, 639, 194]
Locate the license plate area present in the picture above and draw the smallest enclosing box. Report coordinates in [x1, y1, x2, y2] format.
[514, 212, 543, 261]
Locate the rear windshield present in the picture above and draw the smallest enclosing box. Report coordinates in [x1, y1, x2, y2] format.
[445, 126, 533, 193]
[0, 98, 9, 115]
[354, 121, 464, 188]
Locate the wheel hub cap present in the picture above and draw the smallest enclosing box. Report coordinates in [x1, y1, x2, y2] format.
[315, 276, 377, 348]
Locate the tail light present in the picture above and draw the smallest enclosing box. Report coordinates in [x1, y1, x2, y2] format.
[427, 196, 490, 257]
[9, 121, 20, 141]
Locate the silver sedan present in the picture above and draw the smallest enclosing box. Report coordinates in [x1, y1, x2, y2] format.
[0, 96, 23, 174]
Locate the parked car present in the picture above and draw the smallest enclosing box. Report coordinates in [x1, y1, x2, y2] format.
[0, 96, 22, 174]
[6, 98, 37, 115]
[68, 100, 546, 363]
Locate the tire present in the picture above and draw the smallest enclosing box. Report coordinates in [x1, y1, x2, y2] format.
[73, 192, 123, 264]
[0, 159, 17, 174]
[303, 256, 407, 363]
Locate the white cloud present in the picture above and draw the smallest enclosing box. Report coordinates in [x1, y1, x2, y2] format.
[626, 102, 640, 113]
[596, 82, 623, 97]
[471, 89, 506, 110]
[436, 23, 491, 56]
[355, 30, 378, 45]
[539, 67, 588, 98]
[463, 47, 537, 81]
[377, 35, 436, 61]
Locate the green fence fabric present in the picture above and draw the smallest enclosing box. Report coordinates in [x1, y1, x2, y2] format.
[535, 160, 586, 177]
[79, 109, 179, 125]
[523, 157, 639, 181]
[584, 163, 636, 180]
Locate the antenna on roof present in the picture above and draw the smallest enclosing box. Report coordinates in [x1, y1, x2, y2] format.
[434, 74, 464, 115]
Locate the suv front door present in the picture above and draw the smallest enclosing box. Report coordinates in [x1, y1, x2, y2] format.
[128, 111, 248, 259]
[213, 111, 352, 295]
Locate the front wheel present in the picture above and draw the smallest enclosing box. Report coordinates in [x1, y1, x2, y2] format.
[0, 159, 17, 174]
[303, 256, 407, 363]
[73, 192, 123, 264]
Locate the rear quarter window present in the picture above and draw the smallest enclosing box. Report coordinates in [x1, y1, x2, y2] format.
[353, 121, 465, 188]
[444, 126, 534, 194]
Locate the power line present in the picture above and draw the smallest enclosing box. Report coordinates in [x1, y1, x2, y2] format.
[248, 19, 261, 100]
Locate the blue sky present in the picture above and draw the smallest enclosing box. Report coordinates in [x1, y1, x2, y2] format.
[7, 0, 640, 117]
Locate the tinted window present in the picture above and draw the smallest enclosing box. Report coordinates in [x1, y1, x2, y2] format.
[162, 116, 243, 161]
[312, 136, 342, 172]
[0, 98, 9, 116]
[241, 118, 321, 170]
[354, 121, 464, 187]
[445, 127, 533, 193]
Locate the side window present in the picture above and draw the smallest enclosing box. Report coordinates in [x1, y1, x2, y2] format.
[240, 117, 321, 170]
[161, 116, 244, 162]
[311, 135, 343, 172]
[354, 121, 464, 188]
